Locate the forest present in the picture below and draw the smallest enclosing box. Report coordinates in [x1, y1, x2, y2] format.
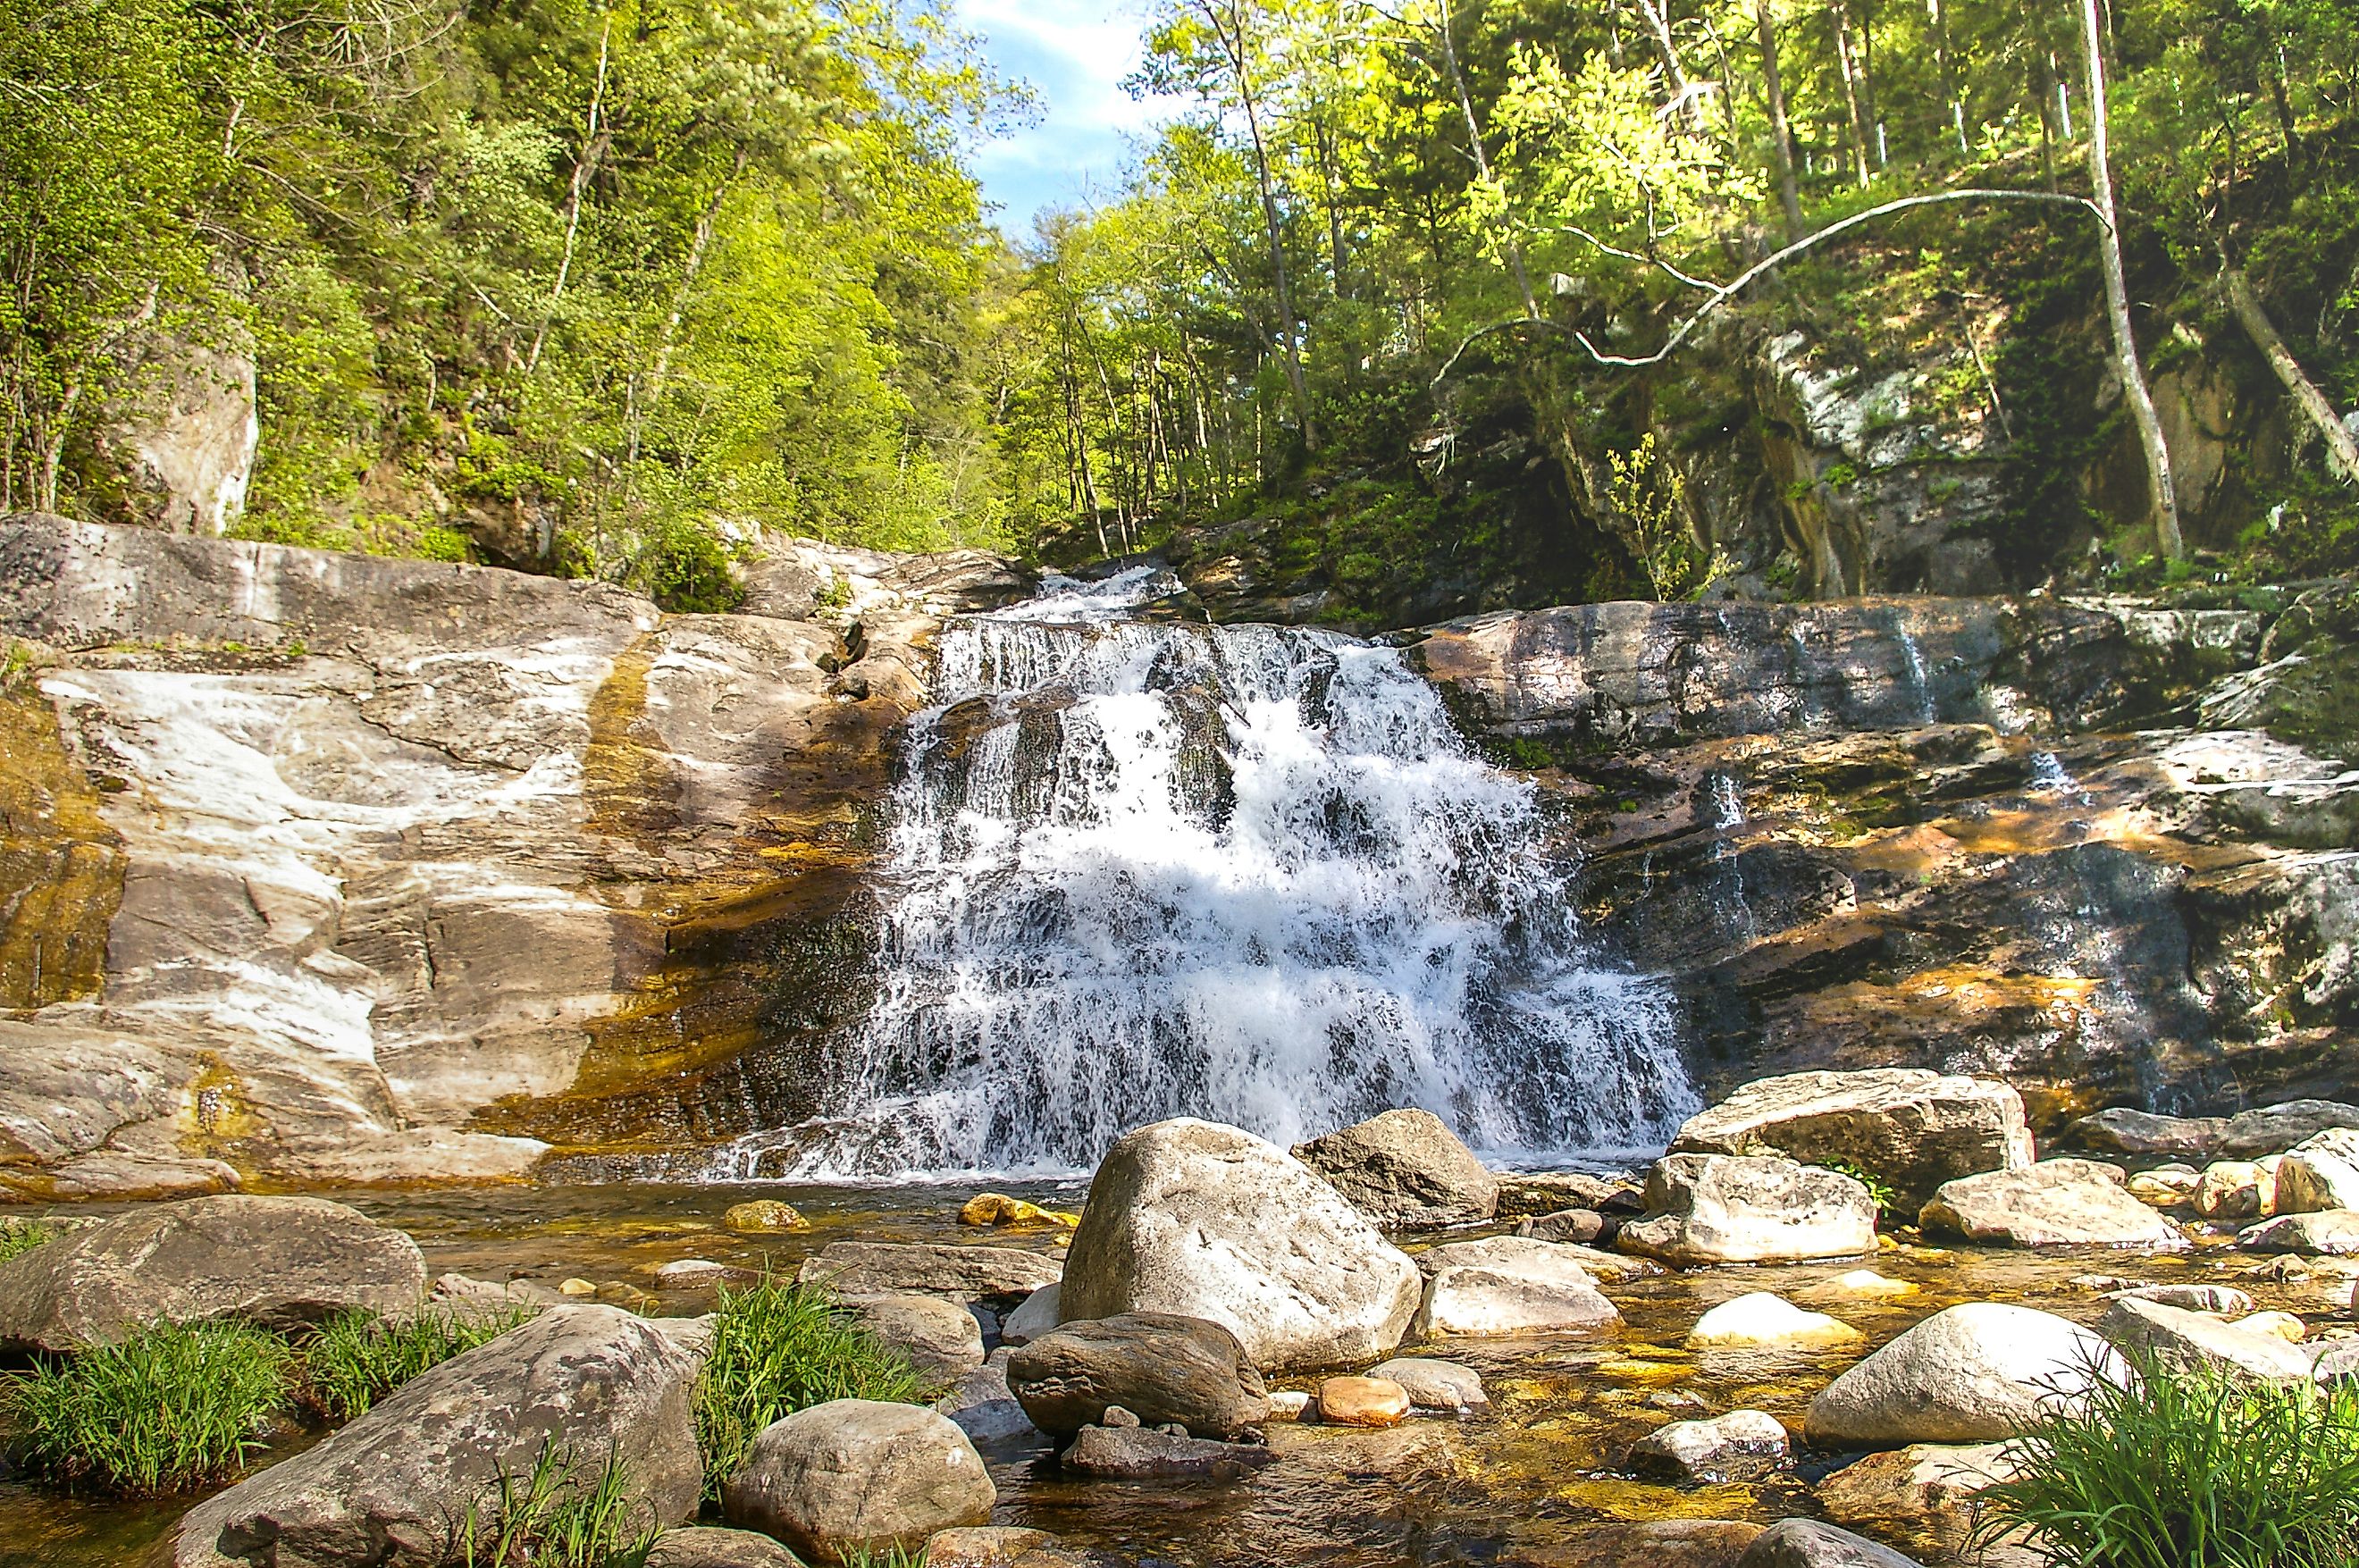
[4, 0, 2357, 615]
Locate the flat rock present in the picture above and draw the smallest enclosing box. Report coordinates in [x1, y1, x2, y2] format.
[1816, 1443, 2023, 1565]
[0, 1151, 241, 1201]
[262, 1128, 548, 1185]
[1412, 1237, 1622, 1337]
[1629, 1409, 1789, 1483]
[2238, 1209, 2359, 1254]
[1797, 1270, 1919, 1303]
[1062, 1422, 1277, 1478]
[1919, 1160, 2191, 1250]
[2111, 1282, 2254, 1314]
[1000, 1283, 1060, 1346]
[646, 1528, 806, 1568]
[1512, 1521, 1764, 1568]
[1494, 1171, 1638, 1217]
[721, 1400, 994, 1564]
[2069, 1107, 2228, 1161]
[1688, 1292, 1860, 1348]
[1806, 1304, 2126, 1446]
[2218, 1101, 2359, 1159]
[1670, 1069, 2032, 1204]
[1292, 1108, 1500, 1227]
[795, 1242, 1060, 1304]
[843, 1294, 986, 1379]
[1059, 1118, 1423, 1369]
[1316, 1375, 1411, 1427]
[2100, 1295, 2316, 1381]
[0, 1194, 427, 1351]
[2276, 1128, 2359, 1212]
[170, 1306, 701, 1567]
[1515, 1208, 1608, 1244]
[1618, 1154, 1877, 1266]
[1006, 1312, 1269, 1438]
[1734, 1520, 1925, 1567]
[1367, 1356, 1487, 1413]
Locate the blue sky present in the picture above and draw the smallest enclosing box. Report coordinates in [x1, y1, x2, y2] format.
[952, 0, 1178, 234]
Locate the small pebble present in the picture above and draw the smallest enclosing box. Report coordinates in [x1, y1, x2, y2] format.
[558, 1278, 598, 1296]
[1266, 1390, 1310, 1421]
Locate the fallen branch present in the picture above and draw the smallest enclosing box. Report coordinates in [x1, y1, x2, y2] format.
[2224, 268, 2359, 485]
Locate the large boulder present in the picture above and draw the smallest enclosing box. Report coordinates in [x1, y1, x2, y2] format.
[1290, 1108, 1499, 1227]
[1806, 1304, 2127, 1446]
[795, 1243, 1060, 1304]
[2217, 1102, 2359, 1159]
[170, 1306, 701, 1567]
[2237, 1210, 2359, 1254]
[1734, 1520, 1924, 1567]
[2100, 1295, 2317, 1381]
[0, 1195, 426, 1351]
[2274, 1128, 2359, 1213]
[1005, 1312, 1269, 1438]
[721, 1400, 994, 1565]
[2069, 1107, 2228, 1162]
[1410, 1237, 1622, 1337]
[1670, 1069, 2032, 1204]
[1058, 1119, 1423, 1368]
[1918, 1161, 2191, 1250]
[1618, 1154, 1877, 1266]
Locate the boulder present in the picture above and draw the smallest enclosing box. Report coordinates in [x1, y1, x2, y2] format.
[2237, 1210, 2359, 1254]
[1806, 1304, 2127, 1446]
[1291, 1108, 1500, 1227]
[424, 1271, 564, 1326]
[2100, 1296, 2317, 1381]
[2195, 1159, 2279, 1220]
[795, 1243, 1059, 1304]
[1315, 1375, 1411, 1428]
[2126, 1166, 2200, 1207]
[2217, 1101, 2359, 1159]
[1058, 1119, 1423, 1368]
[933, 1362, 1041, 1446]
[1687, 1293, 1860, 1349]
[2069, 1107, 2227, 1162]
[1366, 1356, 1487, 1413]
[1734, 1520, 1925, 1568]
[1005, 1312, 1269, 1438]
[1918, 1160, 2191, 1250]
[2314, 1339, 2359, 1386]
[925, 1527, 1070, 1568]
[842, 1295, 986, 1379]
[1519, 1521, 1764, 1568]
[1669, 1069, 2032, 1203]
[646, 1528, 806, 1568]
[1628, 1409, 1789, 1484]
[1815, 1443, 2023, 1565]
[1411, 1237, 1622, 1337]
[1796, 1270, 1919, 1304]
[724, 1201, 810, 1236]
[959, 1194, 1079, 1229]
[0, 1194, 427, 1351]
[2275, 1128, 2359, 1213]
[1618, 1155, 1877, 1266]
[1001, 1283, 1061, 1346]
[2111, 1282, 2254, 1314]
[721, 1400, 994, 1565]
[1494, 1171, 1640, 1218]
[1061, 1423, 1277, 1478]
[1515, 1208, 1609, 1244]
[170, 1306, 701, 1568]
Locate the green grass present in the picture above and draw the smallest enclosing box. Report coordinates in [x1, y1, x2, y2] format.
[1977, 1349, 2359, 1568]
[693, 1278, 927, 1502]
[460, 1441, 659, 1568]
[299, 1306, 531, 1419]
[5, 1321, 291, 1495]
[1814, 1157, 1904, 1226]
[0, 1219, 57, 1262]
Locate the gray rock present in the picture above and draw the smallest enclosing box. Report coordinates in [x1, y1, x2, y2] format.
[1617, 1154, 1878, 1266]
[0, 1194, 427, 1351]
[1515, 1208, 1608, 1244]
[841, 1295, 986, 1379]
[1000, 1283, 1060, 1346]
[423, 1271, 564, 1326]
[1411, 1237, 1622, 1337]
[2218, 1102, 2359, 1159]
[1060, 1118, 1423, 1369]
[1670, 1069, 2032, 1204]
[2313, 1339, 2359, 1387]
[1494, 1171, 1639, 1217]
[721, 1400, 994, 1565]
[646, 1528, 806, 1568]
[1628, 1409, 1789, 1484]
[2101, 1296, 2317, 1381]
[2069, 1107, 2229, 1162]
[169, 1306, 701, 1568]
[2238, 1210, 2359, 1254]
[2109, 1283, 2255, 1315]
[1366, 1356, 1488, 1413]
[794, 1242, 1060, 1304]
[1919, 1161, 2192, 1250]
[1806, 1304, 2127, 1446]
[1061, 1423, 1277, 1479]
[1291, 1108, 1500, 1227]
[2275, 1128, 2359, 1213]
[1006, 1312, 1269, 1438]
[1734, 1520, 1924, 1567]
[933, 1362, 1041, 1446]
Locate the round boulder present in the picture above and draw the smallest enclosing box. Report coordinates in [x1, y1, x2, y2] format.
[1005, 1312, 1269, 1438]
[1290, 1108, 1499, 1227]
[1805, 1303, 2127, 1446]
[1617, 1155, 1877, 1267]
[1314, 1375, 1411, 1428]
[843, 1295, 986, 1379]
[1366, 1356, 1487, 1413]
[1688, 1292, 1860, 1349]
[725, 1201, 810, 1236]
[721, 1400, 995, 1565]
[1629, 1409, 1789, 1484]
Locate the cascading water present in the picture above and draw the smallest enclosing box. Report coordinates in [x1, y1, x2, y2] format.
[712, 568, 1697, 1179]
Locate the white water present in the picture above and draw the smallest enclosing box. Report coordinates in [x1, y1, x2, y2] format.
[710, 570, 1696, 1179]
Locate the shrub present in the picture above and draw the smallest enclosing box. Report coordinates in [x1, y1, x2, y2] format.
[1977, 1349, 2359, 1568]
[6, 1321, 291, 1494]
[461, 1441, 659, 1568]
[299, 1306, 531, 1420]
[693, 1279, 926, 1501]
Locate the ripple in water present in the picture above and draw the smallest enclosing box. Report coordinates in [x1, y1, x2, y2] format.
[712, 570, 1697, 1179]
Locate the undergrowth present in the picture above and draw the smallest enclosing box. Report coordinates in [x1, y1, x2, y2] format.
[0, 1218, 56, 1262]
[693, 1277, 927, 1501]
[460, 1441, 658, 1568]
[6, 1321, 290, 1494]
[300, 1306, 532, 1419]
[1977, 1349, 2359, 1567]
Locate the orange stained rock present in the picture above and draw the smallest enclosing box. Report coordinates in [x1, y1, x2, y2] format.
[1316, 1376, 1412, 1428]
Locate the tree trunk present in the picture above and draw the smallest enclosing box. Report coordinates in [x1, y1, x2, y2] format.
[528, 18, 611, 375]
[1633, 0, 1695, 125]
[2225, 269, 2359, 483]
[2080, 0, 2182, 559]
[1830, 1, 1872, 186]
[1755, 0, 1805, 239]
[1437, 0, 1539, 317]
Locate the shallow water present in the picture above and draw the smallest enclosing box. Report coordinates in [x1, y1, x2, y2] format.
[7, 1180, 2349, 1568]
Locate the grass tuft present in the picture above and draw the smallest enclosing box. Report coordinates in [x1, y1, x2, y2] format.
[299, 1306, 531, 1419]
[693, 1277, 928, 1501]
[5, 1320, 290, 1494]
[1977, 1347, 2359, 1568]
[0, 1218, 57, 1262]
[460, 1440, 659, 1568]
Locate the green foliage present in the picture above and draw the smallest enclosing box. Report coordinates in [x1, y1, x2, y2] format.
[693, 1278, 926, 1503]
[841, 1546, 930, 1568]
[5, 1321, 290, 1495]
[1977, 1350, 2359, 1568]
[0, 1217, 55, 1260]
[1814, 1158, 1903, 1225]
[1609, 434, 1726, 600]
[416, 527, 475, 565]
[640, 520, 744, 615]
[460, 1441, 659, 1568]
[298, 1307, 531, 1421]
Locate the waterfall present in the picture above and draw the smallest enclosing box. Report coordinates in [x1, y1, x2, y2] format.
[711, 569, 1696, 1180]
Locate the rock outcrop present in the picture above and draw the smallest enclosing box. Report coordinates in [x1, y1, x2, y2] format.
[1667, 1069, 2031, 1203]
